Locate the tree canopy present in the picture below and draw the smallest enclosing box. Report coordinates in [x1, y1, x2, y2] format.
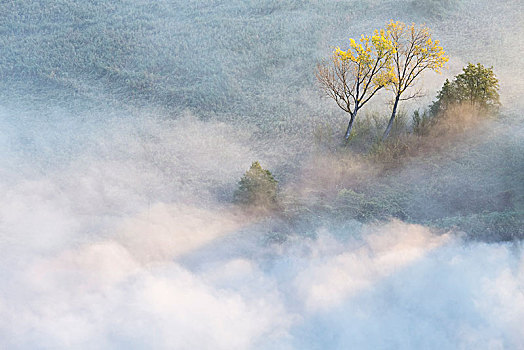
[383, 21, 448, 139]
[430, 63, 500, 116]
[317, 29, 395, 140]
[234, 161, 278, 208]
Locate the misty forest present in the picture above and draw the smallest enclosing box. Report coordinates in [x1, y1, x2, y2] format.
[1, 0, 523, 349]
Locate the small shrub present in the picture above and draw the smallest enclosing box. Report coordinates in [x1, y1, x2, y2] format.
[411, 109, 433, 135]
[234, 161, 278, 209]
[345, 112, 382, 150]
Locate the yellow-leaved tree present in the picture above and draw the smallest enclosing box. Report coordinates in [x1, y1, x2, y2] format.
[383, 21, 449, 140]
[317, 29, 396, 140]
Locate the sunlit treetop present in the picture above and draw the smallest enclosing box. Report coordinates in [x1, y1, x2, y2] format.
[381, 21, 449, 140]
[386, 20, 449, 95]
[316, 27, 397, 139]
[333, 29, 396, 90]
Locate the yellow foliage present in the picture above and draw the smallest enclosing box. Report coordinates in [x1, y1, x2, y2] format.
[317, 21, 448, 140]
[386, 20, 449, 86]
[333, 28, 396, 86]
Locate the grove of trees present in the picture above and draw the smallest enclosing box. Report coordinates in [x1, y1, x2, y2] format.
[429, 63, 500, 116]
[236, 22, 502, 221]
[317, 21, 449, 141]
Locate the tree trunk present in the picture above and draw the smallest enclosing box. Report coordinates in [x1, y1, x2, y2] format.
[383, 96, 400, 141]
[344, 109, 358, 140]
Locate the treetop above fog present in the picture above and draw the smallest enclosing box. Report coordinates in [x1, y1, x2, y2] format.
[317, 20, 450, 140]
[430, 63, 500, 116]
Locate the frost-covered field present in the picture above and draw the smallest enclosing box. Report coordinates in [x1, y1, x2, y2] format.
[1, 0, 523, 349]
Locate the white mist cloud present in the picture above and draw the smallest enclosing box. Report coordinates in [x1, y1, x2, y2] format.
[115, 203, 249, 263]
[289, 233, 524, 350]
[294, 221, 451, 312]
[2, 216, 523, 349]
[0, 229, 291, 349]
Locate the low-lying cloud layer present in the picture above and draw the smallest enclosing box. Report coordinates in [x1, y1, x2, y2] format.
[1, 209, 523, 349]
[1, 107, 523, 349]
